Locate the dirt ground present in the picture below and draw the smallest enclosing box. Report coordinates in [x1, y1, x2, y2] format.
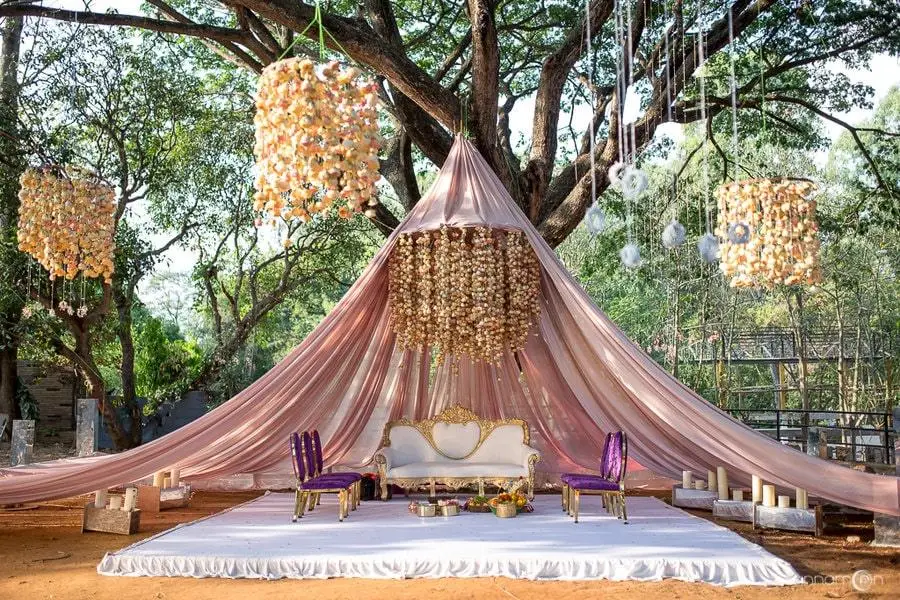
[0, 490, 897, 600]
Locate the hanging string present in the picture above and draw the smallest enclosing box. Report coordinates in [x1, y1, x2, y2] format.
[697, 7, 711, 233]
[727, 1, 740, 181]
[625, 0, 636, 166]
[278, 0, 355, 62]
[623, 0, 635, 244]
[614, 0, 626, 166]
[585, 0, 597, 209]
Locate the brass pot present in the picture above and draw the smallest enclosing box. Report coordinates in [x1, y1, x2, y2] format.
[416, 504, 436, 517]
[493, 502, 517, 518]
[440, 504, 459, 517]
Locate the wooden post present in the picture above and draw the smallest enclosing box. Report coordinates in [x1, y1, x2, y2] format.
[715, 359, 726, 407]
[777, 362, 787, 410]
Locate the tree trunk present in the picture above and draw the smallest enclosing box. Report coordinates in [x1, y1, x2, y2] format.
[0, 347, 20, 427]
[0, 17, 24, 423]
[62, 328, 134, 451]
[115, 289, 142, 448]
[189, 324, 250, 392]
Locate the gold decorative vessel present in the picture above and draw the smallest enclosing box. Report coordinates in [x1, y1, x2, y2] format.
[416, 504, 436, 517]
[440, 505, 459, 517]
[493, 502, 517, 518]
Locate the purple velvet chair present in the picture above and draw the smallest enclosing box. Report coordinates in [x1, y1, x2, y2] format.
[307, 430, 361, 512]
[566, 431, 628, 523]
[289, 431, 353, 522]
[560, 432, 612, 513]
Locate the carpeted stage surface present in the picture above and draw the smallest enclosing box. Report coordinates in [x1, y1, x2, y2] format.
[98, 493, 800, 586]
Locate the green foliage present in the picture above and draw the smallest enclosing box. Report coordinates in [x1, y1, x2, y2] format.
[133, 310, 202, 411]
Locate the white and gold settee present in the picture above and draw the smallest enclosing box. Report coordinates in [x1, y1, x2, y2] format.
[373, 405, 541, 500]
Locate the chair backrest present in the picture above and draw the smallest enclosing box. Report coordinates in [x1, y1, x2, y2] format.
[289, 431, 306, 481]
[604, 430, 628, 484]
[301, 431, 318, 478]
[598, 432, 613, 474]
[312, 430, 325, 474]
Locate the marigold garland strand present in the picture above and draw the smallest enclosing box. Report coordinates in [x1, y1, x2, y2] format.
[388, 227, 541, 365]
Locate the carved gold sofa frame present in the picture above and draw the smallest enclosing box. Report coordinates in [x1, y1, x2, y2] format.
[373, 405, 541, 500]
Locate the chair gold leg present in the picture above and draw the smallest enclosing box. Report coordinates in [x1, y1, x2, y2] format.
[297, 490, 309, 519]
[562, 484, 568, 511]
[293, 488, 302, 521]
[619, 493, 628, 522]
[338, 490, 345, 522]
[573, 490, 580, 523]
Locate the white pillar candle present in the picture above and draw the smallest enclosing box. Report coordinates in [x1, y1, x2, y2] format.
[694, 480, 705, 490]
[796, 488, 808, 510]
[707, 470, 717, 491]
[751, 475, 763, 503]
[123, 487, 137, 511]
[93, 489, 108, 508]
[163, 476, 171, 489]
[778, 495, 791, 509]
[152, 471, 165, 488]
[682, 470, 692, 489]
[170, 468, 181, 488]
[762, 484, 776, 507]
[716, 466, 729, 501]
[108, 496, 123, 510]
[732, 489, 744, 502]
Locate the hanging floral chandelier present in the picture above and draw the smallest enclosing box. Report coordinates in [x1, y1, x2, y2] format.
[252, 57, 381, 223]
[17, 166, 116, 283]
[388, 227, 541, 365]
[715, 178, 822, 288]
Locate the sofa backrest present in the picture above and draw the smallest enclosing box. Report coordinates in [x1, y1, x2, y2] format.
[387, 425, 443, 465]
[380, 405, 530, 466]
[468, 424, 527, 463]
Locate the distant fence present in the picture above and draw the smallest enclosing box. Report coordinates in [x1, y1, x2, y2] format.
[724, 407, 894, 465]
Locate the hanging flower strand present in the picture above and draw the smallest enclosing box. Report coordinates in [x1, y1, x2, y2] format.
[17, 166, 116, 283]
[252, 57, 382, 225]
[388, 227, 541, 365]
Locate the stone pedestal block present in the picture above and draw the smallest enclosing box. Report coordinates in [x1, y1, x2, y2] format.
[11, 419, 35, 466]
[75, 398, 99, 457]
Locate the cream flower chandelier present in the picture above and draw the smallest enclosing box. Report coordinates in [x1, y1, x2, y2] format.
[715, 178, 822, 288]
[252, 57, 381, 223]
[17, 167, 116, 283]
[388, 227, 541, 365]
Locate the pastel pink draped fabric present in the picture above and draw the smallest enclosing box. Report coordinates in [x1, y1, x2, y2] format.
[1, 137, 897, 515]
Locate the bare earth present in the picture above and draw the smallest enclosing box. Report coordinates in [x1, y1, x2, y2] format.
[1, 491, 897, 600]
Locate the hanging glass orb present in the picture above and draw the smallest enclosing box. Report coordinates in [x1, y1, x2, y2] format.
[661, 220, 686, 249]
[715, 178, 822, 288]
[697, 233, 719, 263]
[620, 166, 649, 199]
[583, 203, 606, 236]
[726, 222, 751, 244]
[608, 161, 626, 190]
[620, 243, 642, 269]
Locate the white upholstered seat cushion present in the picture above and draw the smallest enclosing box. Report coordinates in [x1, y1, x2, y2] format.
[387, 461, 528, 478]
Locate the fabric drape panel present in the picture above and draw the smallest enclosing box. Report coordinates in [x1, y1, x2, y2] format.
[1, 136, 897, 515]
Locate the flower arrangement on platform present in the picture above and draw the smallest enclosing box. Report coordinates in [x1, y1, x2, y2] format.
[17, 166, 116, 282]
[464, 495, 492, 513]
[715, 178, 821, 288]
[388, 227, 541, 365]
[252, 57, 381, 225]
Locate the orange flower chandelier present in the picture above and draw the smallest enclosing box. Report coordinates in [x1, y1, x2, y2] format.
[17, 167, 116, 283]
[252, 57, 381, 222]
[388, 227, 541, 365]
[715, 178, 822, 288]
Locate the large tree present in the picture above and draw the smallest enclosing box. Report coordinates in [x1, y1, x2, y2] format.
[1, 0, 897, 247]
